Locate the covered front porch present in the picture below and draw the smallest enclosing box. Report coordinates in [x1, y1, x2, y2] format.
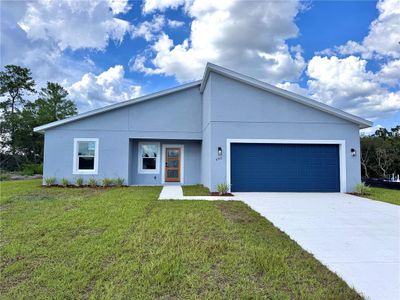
[128, 139, 202, 186]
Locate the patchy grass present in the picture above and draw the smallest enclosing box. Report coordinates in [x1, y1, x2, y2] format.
[182, 184, 211, 196]
[0, 180, 361, 299]
[363, 187, 400, 206]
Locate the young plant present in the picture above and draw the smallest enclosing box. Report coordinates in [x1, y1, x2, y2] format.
[44, 177, 56, 186]
[102, 178, 113, 187]
[60, 178, 69, 187]
[88, 178, 97, 188]
[216, 182, 230, 195]
[75, 177, 84, 187]
[355, 182, 371, 195]
[114, 177, 125, 187]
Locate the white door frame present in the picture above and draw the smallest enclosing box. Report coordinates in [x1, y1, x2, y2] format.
[226, 139, 346, 193]
[161, 144, 185, 184]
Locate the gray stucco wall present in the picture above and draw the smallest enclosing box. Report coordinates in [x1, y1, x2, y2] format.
[203, 72, 362, 192]
[55, 86, 202, 139]
[42, 86, 202, 185]
[43, 129, 131, 183]
[129, 139, 201, 185]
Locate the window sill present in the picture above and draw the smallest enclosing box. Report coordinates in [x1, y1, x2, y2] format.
[138, 170, 159, 175]
[73, 170, 98, 175]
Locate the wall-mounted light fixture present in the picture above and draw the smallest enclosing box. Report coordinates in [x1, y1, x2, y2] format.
[351, 148, 356, 157]
[218, 147, 223, 156]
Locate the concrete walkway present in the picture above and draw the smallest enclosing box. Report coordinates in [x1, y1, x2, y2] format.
[159, 186, 400, 300]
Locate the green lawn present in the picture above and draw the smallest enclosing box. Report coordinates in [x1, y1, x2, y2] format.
[0, 180, 361, 299]
[182, 184, 211, 196]
[363, 187, 400, 206]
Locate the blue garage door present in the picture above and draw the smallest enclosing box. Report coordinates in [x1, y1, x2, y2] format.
[231, 143, 340, 192]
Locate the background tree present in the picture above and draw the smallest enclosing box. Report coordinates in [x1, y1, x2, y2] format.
[30, 82, 78, 161]
[375, 141, 395, 178]
[0, 65, 36, 168]
[0, 65, 78, 171]
[35, 82, 77, 124]
[360, 137, 374, 178]
[360, 125, 400, 179]
[12, 102, 40, 163]
[0, 65, 35, 114]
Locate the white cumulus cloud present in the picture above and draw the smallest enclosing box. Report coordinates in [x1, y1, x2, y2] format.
[134, 0, 305, 83]
[306, 56, 400, 120]
[167, 19, 185, 28]
[17, 0, 132, 51]
[130, 15, 165, 41]
[107, 0, 131, 14]
[378, 59, 400, 87]
[1, 0, 136, 112]
[143, 0, 186, 13]
[69, 65, 141, 111]
[336, 0, 400, 59]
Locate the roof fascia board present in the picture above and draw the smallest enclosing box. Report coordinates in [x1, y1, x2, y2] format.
[200, 63, 372, 129]
[34, 80, 202, 133]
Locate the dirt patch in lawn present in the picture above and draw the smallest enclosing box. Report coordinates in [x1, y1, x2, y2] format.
[216, 202, 256, 223]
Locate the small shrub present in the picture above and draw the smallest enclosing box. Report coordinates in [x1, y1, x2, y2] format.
[0, 173, 11, 181]
[88, 178, 97, 187]
[75, 177, 84, 186]
[22, 164, 35, 176]
[217, 182, 230, 195]
[355, 182, 371, 195]
[60, 178, 69, 187]
[102, 178, 113, 187]
[114, 177, 125, 187]
[22, 164, 43, 175]
[44, 177, 56, 186]
[36, 164, 43, 174]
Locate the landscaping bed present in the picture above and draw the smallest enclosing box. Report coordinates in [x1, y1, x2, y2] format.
[183, 185, 233, 196]
[210, 192, 234, 196]
[0, 179, 361, 299]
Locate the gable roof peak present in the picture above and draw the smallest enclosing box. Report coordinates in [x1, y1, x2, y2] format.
[200, 62, 372, 129]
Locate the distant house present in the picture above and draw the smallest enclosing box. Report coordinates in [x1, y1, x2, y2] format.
[35, 63, 372, 192]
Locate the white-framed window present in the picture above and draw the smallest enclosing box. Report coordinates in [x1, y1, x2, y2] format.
[73, 138, 99, 174]
[138, 142, 160, 174]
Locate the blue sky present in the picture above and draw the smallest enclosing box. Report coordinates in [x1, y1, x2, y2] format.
[1, 0, 399, 133]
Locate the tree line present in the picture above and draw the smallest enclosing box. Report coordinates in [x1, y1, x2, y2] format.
[1, 65, 77, 171]
[361, 126, 400, 179]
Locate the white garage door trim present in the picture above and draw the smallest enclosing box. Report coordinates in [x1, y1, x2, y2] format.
[226, 139, 347, 193]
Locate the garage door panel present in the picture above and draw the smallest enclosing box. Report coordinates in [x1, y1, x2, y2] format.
[231, 143, 340, 192]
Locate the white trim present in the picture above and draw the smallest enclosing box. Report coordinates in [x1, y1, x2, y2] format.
[161, 144, 185, 184]
[200, 63, 372, 129]
[73, 138, 99, 175]
[34, 81, 202, 133]
[138, 142, 160, 174]
[226, 139, 347, 193]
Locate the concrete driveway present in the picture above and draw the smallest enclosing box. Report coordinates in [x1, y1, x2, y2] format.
[237, 192, 400, 300]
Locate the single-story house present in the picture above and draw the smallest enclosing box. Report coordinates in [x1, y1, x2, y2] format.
[35, 63, 372, 192]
